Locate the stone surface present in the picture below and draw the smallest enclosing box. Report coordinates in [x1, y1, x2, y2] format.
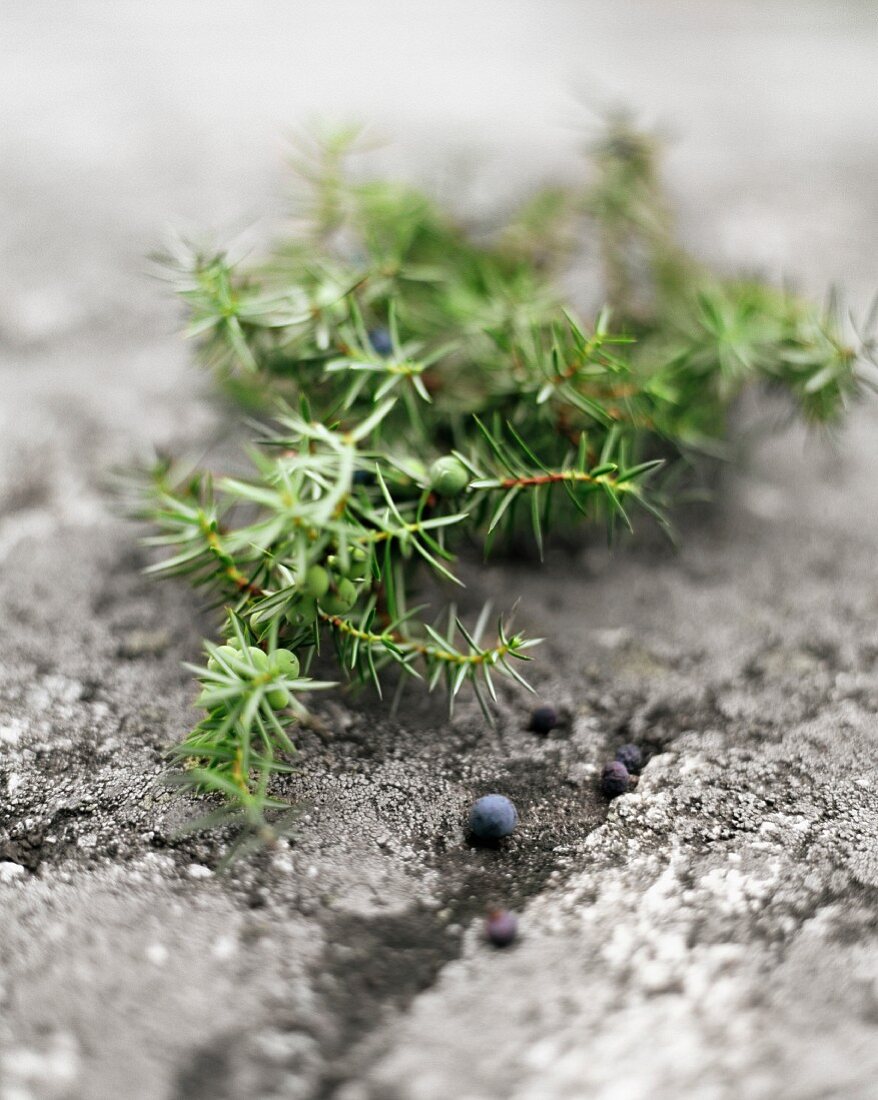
[1, 4, 877, 1098]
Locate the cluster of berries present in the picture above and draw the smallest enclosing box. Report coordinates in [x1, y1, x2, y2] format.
[600, 743, 643, 798]
[526, 703, 644, 797]
[284, 552, 368, 629]
[464, 712, 645, 948]
[208, 638, 300, 709]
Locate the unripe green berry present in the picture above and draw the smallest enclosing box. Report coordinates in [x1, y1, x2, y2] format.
[207, 644, 239, 671]
[266, 686, 291, 709]
[334, 547, 368, 580]
[272, 649, 300, 679]
[429, 455, 468, 497]
[321, 577, 357, 615]
[303, 564, 330, 598]
[247, 645, 270, 671]
[286, 595, 318, 627]
[393, 459, 427, 499]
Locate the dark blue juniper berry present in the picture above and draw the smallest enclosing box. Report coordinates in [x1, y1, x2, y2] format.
[528, 704, 559, 735]
[600, 761, 630, 799]
[368, 327, 393, 357]
[615, 743, 643, 773]
[468, 794, 518, 840]
[485, 909, 518, 947]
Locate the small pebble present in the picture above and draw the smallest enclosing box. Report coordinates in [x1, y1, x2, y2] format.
[600, 761, 630, 799]
[485, 909, 518, 947]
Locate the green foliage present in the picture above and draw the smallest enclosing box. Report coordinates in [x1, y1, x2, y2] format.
[139, 117, 871, 838]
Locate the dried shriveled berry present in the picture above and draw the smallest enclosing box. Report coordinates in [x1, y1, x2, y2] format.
[529, 704, 559, 735]
[615, 743, 642, 773]
[468, 794, 518, 840]
[485, 909, 518, 947]
[600, 760, 630, 799]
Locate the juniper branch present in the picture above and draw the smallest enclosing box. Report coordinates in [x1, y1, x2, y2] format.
[136, 116, 870, 843]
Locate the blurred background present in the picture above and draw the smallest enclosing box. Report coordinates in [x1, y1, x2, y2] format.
[2, 0, 876, 460]
[4, 2, 877, 328]
[3, 0, 876, 499]
[3, 0, 876, 539]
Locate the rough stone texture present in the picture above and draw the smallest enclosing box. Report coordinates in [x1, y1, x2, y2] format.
[1, 4, 877, 1098]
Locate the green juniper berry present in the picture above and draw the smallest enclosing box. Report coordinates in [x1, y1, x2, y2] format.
[429, 455, 470, 498]
[132, 116, 873, 843]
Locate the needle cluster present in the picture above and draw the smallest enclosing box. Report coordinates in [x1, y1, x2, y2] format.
[137, 117, 870, 837]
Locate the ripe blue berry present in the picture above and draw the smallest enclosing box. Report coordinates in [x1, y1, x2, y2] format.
[368, 327, 393, 357]
[485, 909, 518, 947]
[468, 794, 518, 840]
[529, 704, 559, 735]
[615, 743, 642, 773]
[600, 761, 630, 798]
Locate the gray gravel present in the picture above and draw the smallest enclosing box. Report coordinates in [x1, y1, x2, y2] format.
[1, 4, 877, 1098]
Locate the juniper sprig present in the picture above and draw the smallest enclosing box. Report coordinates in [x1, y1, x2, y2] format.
[137, 117, 870, 837]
